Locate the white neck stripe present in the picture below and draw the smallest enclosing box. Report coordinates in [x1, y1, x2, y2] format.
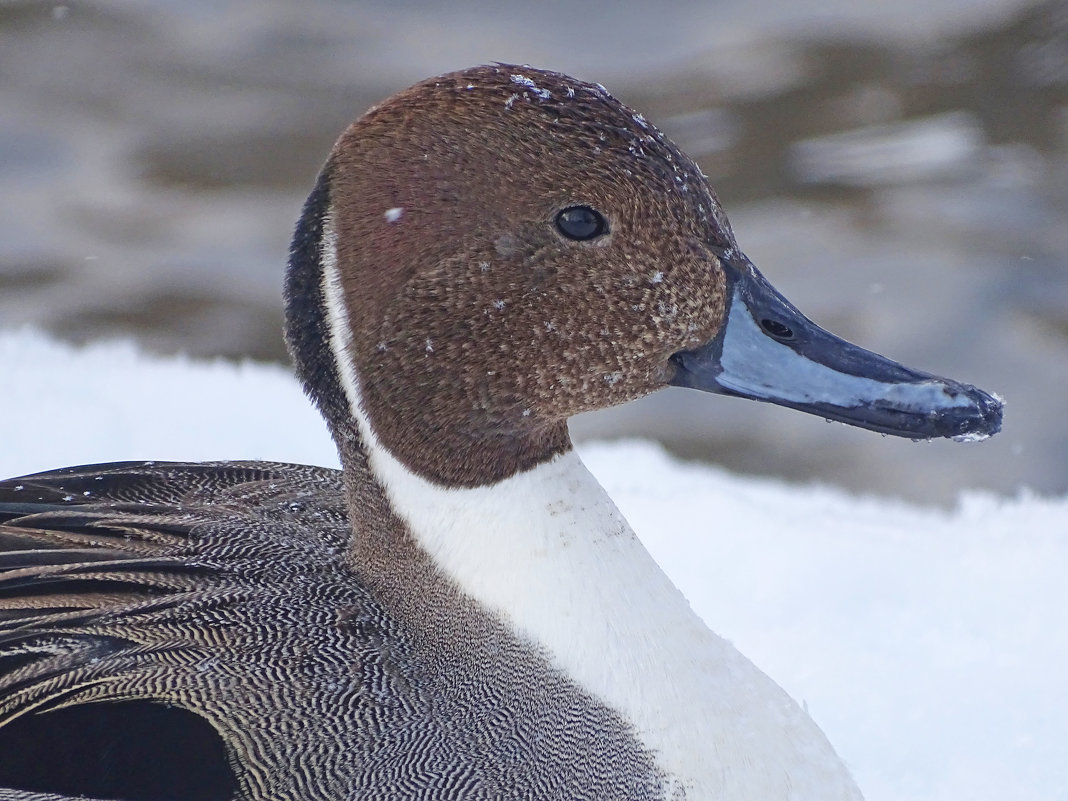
[320, 211, 379, 456]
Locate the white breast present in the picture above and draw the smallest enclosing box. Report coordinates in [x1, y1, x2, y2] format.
[321, 213, 864, 800]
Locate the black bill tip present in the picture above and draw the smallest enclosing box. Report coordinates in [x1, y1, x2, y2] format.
[796, 380, 1004, 441]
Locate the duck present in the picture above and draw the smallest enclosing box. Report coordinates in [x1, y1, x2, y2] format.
[0, 64, 1001, 801]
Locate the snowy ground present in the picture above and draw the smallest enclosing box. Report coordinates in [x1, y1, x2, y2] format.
[2, 329, 1064, 801]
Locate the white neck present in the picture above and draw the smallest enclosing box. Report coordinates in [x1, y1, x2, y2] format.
[320, 213, 863, 800]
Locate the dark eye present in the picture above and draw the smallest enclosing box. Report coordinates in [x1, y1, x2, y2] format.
[555, 206, 608, 241]
[760, 318, 794, 341]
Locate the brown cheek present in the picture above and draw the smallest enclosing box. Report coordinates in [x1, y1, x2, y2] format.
[364, 259, 522, 429]
[365, 237, 725, 428]
[664, 254, 728, 349]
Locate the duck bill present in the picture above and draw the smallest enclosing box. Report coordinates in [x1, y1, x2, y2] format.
[669, 254, 1003, 441]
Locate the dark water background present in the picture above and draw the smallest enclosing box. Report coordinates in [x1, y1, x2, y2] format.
[1, 0, 1065, 504]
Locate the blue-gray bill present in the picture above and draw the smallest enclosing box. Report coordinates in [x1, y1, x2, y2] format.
[670, 253, 1004, 441]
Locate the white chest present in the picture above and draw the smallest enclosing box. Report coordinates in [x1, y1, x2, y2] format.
[367, 448, 862, 800]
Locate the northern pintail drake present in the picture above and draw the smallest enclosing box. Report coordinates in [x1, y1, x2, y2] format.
[0, 64, 1001, 801]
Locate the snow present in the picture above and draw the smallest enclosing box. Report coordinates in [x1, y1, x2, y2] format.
[508, 73, 552, 100]
[1, 328, 1065, 801]
[0, 331, 330, 474]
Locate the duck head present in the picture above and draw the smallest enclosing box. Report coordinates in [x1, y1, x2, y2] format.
[285, 64, 1001, 487]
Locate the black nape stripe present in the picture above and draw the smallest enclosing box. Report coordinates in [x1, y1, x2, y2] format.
[284, 161, 350, 430]
[0, 700, 237, 801]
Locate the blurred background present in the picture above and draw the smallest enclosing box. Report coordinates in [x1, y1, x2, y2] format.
[1, 0, 1065, 504]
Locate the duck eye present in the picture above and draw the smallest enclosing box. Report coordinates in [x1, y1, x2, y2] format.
[555, 206, 608, 241]
[760, 318, 794, 341]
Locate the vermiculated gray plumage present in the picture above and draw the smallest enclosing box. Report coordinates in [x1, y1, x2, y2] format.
[0, 461, 665, 801]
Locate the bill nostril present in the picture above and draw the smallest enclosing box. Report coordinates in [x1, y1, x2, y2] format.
[760, 318, 794, 341]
